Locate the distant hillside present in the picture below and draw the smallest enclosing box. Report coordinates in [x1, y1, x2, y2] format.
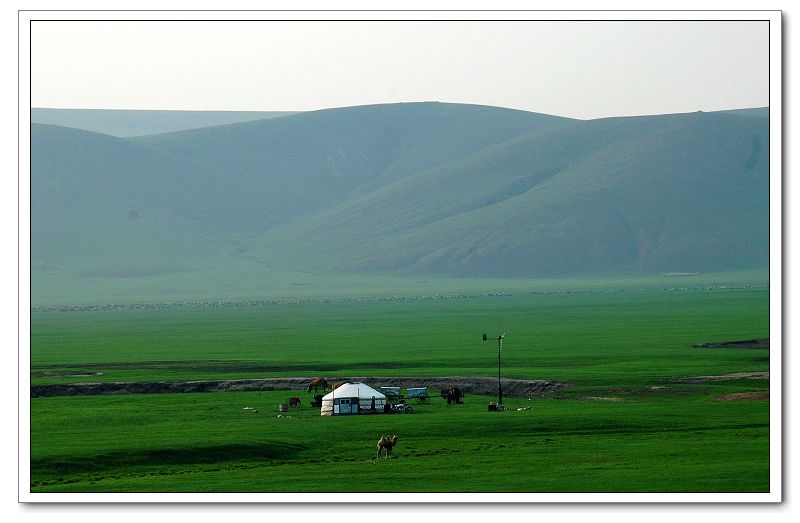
[31, 123, 259, 279]
[30, 103, 769, 304]
[134, 102, 570, 230]
[31, 108, 298, 137]
[242, 110, 768, 276]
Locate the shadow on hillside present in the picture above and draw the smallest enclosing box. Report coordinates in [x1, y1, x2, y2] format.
[32, 440, 309, 476]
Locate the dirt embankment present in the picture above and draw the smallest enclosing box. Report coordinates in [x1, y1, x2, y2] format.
[714, 391, 769, 401]
[693, 339, 769, 349]
[30, 376, 569, 399]
[673, 372, 769, 383]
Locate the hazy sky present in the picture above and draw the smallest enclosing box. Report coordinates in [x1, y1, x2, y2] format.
[31, 20, 769, 119]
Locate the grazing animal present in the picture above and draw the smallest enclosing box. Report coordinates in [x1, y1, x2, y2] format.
[307, 377, 329, 393]
[441, 387, 464, 404]
[287, 397, 301, 407]
[332, 382, 345, 390]
[375, 434, 399, 459]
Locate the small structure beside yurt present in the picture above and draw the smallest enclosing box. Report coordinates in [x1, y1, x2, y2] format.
[320, 382, 386, 416]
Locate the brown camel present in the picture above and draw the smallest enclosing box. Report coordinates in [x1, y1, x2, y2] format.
[375, 434, 399, 459]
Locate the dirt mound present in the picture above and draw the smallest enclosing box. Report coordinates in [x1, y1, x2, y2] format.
[713, 391, 769, 401]
[693, 339, 769, 349]
[674, 372, 769, 383]
[30, 376, 569, 399]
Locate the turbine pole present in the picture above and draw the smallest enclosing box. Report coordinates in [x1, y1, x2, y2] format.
[483, 332, 505, 408]
[497, 334, 503, 405]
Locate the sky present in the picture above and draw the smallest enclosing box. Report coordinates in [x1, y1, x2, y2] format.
[31, 20, 769, 120]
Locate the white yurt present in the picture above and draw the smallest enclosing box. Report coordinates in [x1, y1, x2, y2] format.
[320, 382, 386, 416]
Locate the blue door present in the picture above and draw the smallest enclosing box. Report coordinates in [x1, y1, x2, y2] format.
[336, 398, 357, 414]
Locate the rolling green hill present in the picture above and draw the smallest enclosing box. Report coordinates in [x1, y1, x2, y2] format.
[134, 102, 570, 228]
[30, 103, 769, 305]
[247, 110, 768, 276]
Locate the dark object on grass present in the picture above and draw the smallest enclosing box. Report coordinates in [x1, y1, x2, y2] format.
[441, 387, 464, 404]
[693, 338, 769, 349]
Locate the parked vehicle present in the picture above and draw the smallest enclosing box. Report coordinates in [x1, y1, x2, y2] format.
[389, 400, 414, 414]
[406, 387, 430, 404]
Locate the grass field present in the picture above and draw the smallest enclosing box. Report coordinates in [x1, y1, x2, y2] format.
[31, 386, 768, 493]
[29, 278, 771, 493]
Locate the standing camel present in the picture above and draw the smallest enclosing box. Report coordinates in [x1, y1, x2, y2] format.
[375, 434, 399, 459]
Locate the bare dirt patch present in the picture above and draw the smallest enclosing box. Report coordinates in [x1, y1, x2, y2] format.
[674, 372, 769, 383]
[693, 339, 769, 349]
[31, 370, 104, 378]
[713, 391, 769, 402]
[30, 376, 569, 398]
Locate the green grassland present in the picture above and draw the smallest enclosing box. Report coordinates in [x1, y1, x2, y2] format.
[29, 281, 771, 492]
[31, 383, 769, 492]
[31, 386, 768, 493]
[31, 283, 768, 386]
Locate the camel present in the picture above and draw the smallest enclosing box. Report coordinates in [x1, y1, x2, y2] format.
[375, 434, 399, 459]
[307, 377, 329, 393]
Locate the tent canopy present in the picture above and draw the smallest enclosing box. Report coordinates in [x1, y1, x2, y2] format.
[320, 383, 386, 415]
[321, 382, 386, 401]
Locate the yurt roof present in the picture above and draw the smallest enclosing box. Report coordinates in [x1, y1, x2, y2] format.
[321, 383, 386, 400]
